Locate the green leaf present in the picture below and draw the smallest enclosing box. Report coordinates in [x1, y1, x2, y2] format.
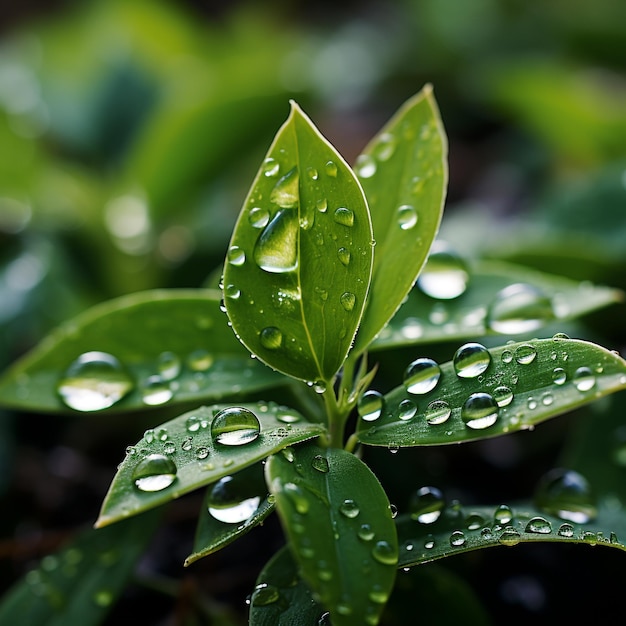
[0, 509, 161, 626]
[266, 443, 397, 626]
[357, 337, 626, 447]
[352, 84, 448, 354]
[0, 289, 286, 414]
[248, 546, 324, 626]
[96, 402, 325, 528]
[395, 500, 626, 569]
[223, 101, 373, 385]
[371, 259, 623, 350]
[185, 462, 275, 566]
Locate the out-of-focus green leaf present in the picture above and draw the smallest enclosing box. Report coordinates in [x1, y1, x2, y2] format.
[185, 462, 274, 565]
[0, 289, 287, 414]
[357, 337, 626, 447]
[96, 402, 325, 528]
[248, 546, 323, 626]
[0, 509, 161, 626]
[266, 443, 397, 626]
[223, 101, 372, 386]
[353, 84, 448, 355]
[371, 259, 622, 350]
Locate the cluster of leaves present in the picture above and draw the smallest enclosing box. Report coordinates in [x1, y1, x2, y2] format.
[1, 84, 626, 625]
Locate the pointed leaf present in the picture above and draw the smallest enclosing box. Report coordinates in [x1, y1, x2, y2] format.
[353, 84, 448, 354]
[0, 510, 161, 626]
[96, 402, 325, 528]
[372, 259, 623, 350]
[357, 337, 626, 447]
[0, 289, 286, 414]
[185, 462, 275, 565]
[266, 443, 397, 626]
[249, 546, 324, 626]
[223, 101, 373, 385]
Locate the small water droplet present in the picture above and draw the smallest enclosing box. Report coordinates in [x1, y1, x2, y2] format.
[552, 367, 567, 385]
[224, 284, 241, 300]
[499, 527, 521, 546]
[558, 523, 574, 538]
[541, 392, 554, 406]
[163, 441, 176, 454]
[339, 499, 360, 518]
[461, 392, 498, 429]
[325, 160, 338, 177]
[254, 209, 298, 273]
[403, 357, 441, 394]
[284, 482, 309, 514]
[358, 390, 384, 422]
[501, 350, 514, 364]
[424, 535, 436, 549]
[534, 468, 597, 523]
[400, 317, 424, 340]
[187, 349, 214, 372]
[250, 583, 280, 607]
[132, 454, 177, 492]
[525, 516, 552, 534]
[211, 407, 261, 446]
[368, 585, 389, 604]
[355, 153, 376, 178]
[333, 207, 354, 227]
[397, 204, 418, 230]
[262, 157, 280, 177]
[316, 198, 328, 213]
[141, 375, 173, 406]
[514, 344, 537, 365]
[487, 283, 555, 334]
[493, 386, 514, 407]
[372, 540, 397, 565]
[311, 454, 329, 473]
[249, 207, 270, 228]
[425, 399, 451, 425]
[450, 530, 466, 547]
[417, 241, 469, 299]
[207, 475, 261, 523]
[260, 326, 283, 350]
[157, 351, 181, 381]
[410, 486, 445, 523]
[453, 343, 491, 378]
[373, 132, 397, 161]
[337, 247, 351, 266]
[494, 504, 513, 524]
[466, 513, 485, 531]
[307, 166, 319, 180]
[196, 447, 209, 460]
[397, 398, 417, 421]
[57, 351, 134, 412]
[573, 366, 596, 392]
[227, 245, 246, 266]
[358, 523, 375, 541]
[340, 292, 356, 312]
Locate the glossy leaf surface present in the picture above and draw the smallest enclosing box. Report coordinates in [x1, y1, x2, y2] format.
[353, 84, 448, 354]
[266, 443, 397, 626]
[223, 101, 373, 385]
[371, 259, 622, 350]
[0, 290, 285, 414]
[0, 510, 161, 625]
[357, 337, 626, 447]
[96, 402, 325, 528]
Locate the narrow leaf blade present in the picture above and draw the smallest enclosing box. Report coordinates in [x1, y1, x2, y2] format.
[266, 443, 397, 626]
[223, 101, 373, 384]
[353, 84, 448, 354]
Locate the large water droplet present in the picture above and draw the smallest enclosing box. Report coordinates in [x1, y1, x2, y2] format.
[397, 398, 417, 421]
[493, 386, 514, 407]
[311, 454, 329, 473]
[57, 351, 134, 412]
[525, 516, 552, 534]
[358, 390, 384, 422]
[403, 357, 441, 394]
[270, 167, 299, 208]
[498, 527, 521, 546]
[132, 454, 177, 492]
[339, 499, 360, 519]
[325, 160, 338, 177]
[552, 367, 567, 385]
[249, 207, 270, 229]
[534, 468, 597, 523]
[372, 540, 397, 565]
[514, 344, 537, 365]
[487, 283, 555, 334]
[573, 366, 596, 392]
[340, 292, 356, 312]
[262, 157, 280, 177]
[355, 154, 376, 178]
[453, 342, 491, 378]
[254, 209, 298, 273]
[417, 241, 469, 300]
[141, 375, 173, 406]
[425, 399, 451, 425]
[461, 392, 498, 429]
[207, 475, 262, 523]
[211, 407, 261, 446]
[333, 207, 354, 227]
[410, 486, 445, 523]
[449, 531, 466, 547]
[397, 205, 418, 230]
[260, 326, 283, 350]
[494, 504, 513, 525]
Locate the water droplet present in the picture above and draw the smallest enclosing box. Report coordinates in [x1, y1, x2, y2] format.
[355, 153, 376, 178]
[57, 351, 134, 412]
[453, 343, 491, 378]
[227, 245, 246, 266]
[141, 375, 173, 406]
[283, 482, 309, 514]
[211, 407, 261, 446]
[207, 475, 262, 523]
[494, 504, 513, 524]
[249, 207, 270, 228]
[325, 160, 338, 177]
[369, 585, 389, 604]
[157, 351, 181, 381]
[400, 317, 424, 340]
[501, 350, 513, 364]
[552, 367, 567, 385]
[410, 486, 445, 523]
[398, 398, 417, 421]
[534, 468, 597, 523]
[339, 499, 360, 518]
[260, 326, 283, 350]
[224, 284, 241, 300]
[397, 204, 418, 230]
[425, 400, 451, 425]
[515, 344, 537, 365]
[358, 390, 384, 422]
[558, 523, 574, 538]
[316, 198, 328, 213]
[196, 447, 209, 460]
[358, 523, 375, 541]
[499, 527, 521, 546]
[541, 392, 554, 406]
[525, 516, 552, 534]
[487, 283, 555, 334]
[466, 513, 485, 530]
[372, 540, 397, 565]
[373, 132, 397, 161]
[254, 209, 298, 273]
[493, 386, 514, 407]
[403, 357, 441, 394]
[424, 535, 436, 549]
[132, 454, 177, 492]
[340, 292, 356, 312]
[450, 531, 466, 547]
[337, 247, 351, 266]
[250, 583, 280, 607]
[163, 441, 176, 454]
[187, 349, 214, 372]
[333, 207, 354, 227]
[307, 166, 319, 181]
[461, 393, 498, 429]
[573, 366, 596, 392]
[311, 454, 329, 473]
[262, 157, 280, 177]
[271, 167, 299, 208]
[417, 241, 469, 299]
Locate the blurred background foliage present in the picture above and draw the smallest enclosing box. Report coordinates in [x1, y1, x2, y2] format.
[0, 0, 625, 624]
